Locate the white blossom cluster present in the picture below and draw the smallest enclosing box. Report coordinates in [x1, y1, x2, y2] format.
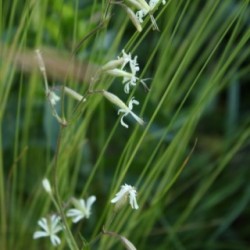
[103, 49, 140, 94]
[34, 179, 139, 247]
[33, 179, 96, 246]
[32, 1, 166, 248]
[101, 49, 146, 128]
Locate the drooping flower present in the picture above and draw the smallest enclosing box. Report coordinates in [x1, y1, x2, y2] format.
[102, 91, 144, 128]
[66, 196, 96, 223]
[130, 0, 166, 30]
[118, 50, 140, 93]
[118, 97, 144, 128]
[102, 50, 141, 94]
[111, 184, 139, 210]
[33, 215, 63, 246]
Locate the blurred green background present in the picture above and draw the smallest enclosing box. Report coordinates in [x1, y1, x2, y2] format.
[0, 0, 250, 249]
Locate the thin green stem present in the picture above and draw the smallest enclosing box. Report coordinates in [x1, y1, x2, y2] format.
[52, 126, 79, 250]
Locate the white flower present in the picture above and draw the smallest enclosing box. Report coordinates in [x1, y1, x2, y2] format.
[133, 0, 166, 30]
[136, 9, 147, 23]
[149, 0, 166, 8]
[117, 50, 140, 93]
[42, 178, 52, 194]
[66, 196, 96, 223]
[118, 97, 144, 128]
[119, 50, 132, 70]
[122, 52, 140, 93]
[47, 90, 60, 106]
[33, 215, 63, 246]
[111, 184, 139, 210]
[106, 68, 137, 94]
[118, 50, 139, 72]
[102, 91, 144, 128]
[103, 50, 141, 94]
[102, 49, 134, 73]
[122, 72, 137, 94]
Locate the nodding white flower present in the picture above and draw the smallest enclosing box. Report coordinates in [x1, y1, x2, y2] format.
[133, 0, 166, 30]
[118, 97, 144, 128]
[121, 51, 140, 93]
[102, 49, 135, 72]
[123, 72, 138, 94]
[136, 10, 159, 31]
[42, 178, 52, 194]
[120, 50, 140, 74]
[111, 184, 139, 210]
[66, 196, 96, 223]
[102, 91, 144, 128]
[103, 50, 141, 94]
[106, 68, 137, 94]
[33, 215, 63, 246]
[47, 90, 60, 106]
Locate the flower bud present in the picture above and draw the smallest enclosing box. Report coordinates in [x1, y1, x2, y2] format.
[101, 58, 124, 71]
[124, 6, 142, 32]
[106, 68, 134, 79]
[102, 90, 127, 110]
[42, 178, 52, 194]
[64, 86, 86, 102]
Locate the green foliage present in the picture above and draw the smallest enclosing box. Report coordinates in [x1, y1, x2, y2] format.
[0, 0, 250, 249]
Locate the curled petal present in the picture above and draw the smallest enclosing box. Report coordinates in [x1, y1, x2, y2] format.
[124, 83, 130, 94]
[128, 97, 139, 110]
[120, 114, 129, 128]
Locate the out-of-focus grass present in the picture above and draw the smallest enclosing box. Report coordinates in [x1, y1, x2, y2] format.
[0, 0, 250, 249]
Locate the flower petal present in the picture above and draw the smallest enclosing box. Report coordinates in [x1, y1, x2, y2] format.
[120, 114, 129, 128]
[86, 196, 96, 211]
[33, 231, 49, 239]
[50, 235, 61, 246]
[130, 112, 144, 126]
[37, 218, 48, 232]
